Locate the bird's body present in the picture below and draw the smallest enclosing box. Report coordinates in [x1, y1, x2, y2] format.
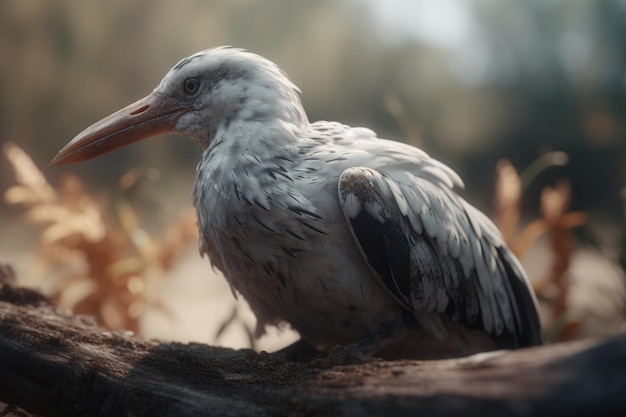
[195, 121, 405, 346]
[52, 47, 542, 358]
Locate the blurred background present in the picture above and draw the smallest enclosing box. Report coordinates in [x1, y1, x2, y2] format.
[1, 0, 625, 352]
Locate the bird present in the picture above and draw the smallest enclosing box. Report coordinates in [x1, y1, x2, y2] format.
[51, 47, 542, 360]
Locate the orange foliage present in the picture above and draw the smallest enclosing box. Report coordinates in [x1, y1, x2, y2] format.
[2, 142, 198, 334]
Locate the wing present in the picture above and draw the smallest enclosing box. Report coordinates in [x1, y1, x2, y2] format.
[338, 166, 542, 348]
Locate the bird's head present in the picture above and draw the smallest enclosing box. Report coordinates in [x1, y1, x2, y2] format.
[50, 47, 307, 165]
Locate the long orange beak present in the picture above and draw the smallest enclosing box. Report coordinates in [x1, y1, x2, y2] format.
[50, 92, 192, 165]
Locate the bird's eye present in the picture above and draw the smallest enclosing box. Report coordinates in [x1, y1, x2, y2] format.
[183, 78, 200, 95]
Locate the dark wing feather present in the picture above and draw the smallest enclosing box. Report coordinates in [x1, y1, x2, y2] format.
[338, 166, 542, 348]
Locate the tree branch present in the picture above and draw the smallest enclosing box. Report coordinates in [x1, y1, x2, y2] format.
[0, 263, 624, 416]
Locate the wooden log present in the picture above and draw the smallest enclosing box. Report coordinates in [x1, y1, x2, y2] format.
[0, 263, 624, 417]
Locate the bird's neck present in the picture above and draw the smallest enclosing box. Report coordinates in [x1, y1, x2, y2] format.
[207, 115, 304, 156]
[197, 118, 303, 203]
[239, 87, 308, 132]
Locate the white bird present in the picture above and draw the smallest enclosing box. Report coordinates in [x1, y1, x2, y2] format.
[51, 47, 542, 360]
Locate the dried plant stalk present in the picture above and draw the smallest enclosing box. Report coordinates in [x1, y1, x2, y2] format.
[538, 180, 586, 339]
[492, 156, 586, 341]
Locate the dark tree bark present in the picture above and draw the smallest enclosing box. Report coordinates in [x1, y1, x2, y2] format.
[0, 263, 625, 417]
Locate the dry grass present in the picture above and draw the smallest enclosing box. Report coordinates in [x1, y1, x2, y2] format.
[2, 142, 197, 334]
